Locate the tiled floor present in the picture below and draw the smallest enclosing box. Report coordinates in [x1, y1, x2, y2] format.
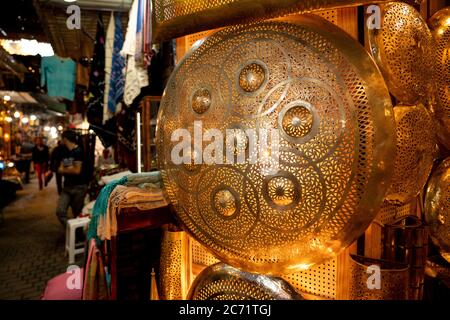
[0, 177, 83, 300]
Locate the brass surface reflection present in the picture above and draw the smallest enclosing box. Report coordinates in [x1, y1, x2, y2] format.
[425, 158, 450, 263]
[385, 105, 435, 206]
[429, 7, 450, 151]
[368, 2, 436, 105]
[188, 263, 303, 300]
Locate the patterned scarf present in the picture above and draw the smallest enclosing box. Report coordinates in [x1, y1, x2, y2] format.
[108, 13, 125, 114]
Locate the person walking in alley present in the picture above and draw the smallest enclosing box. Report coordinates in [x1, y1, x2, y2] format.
[50, 140, 67, 195]
[32, 137, 50, 190]
[56, 130, 88, 228]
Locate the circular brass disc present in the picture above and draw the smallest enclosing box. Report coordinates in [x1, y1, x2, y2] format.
[187, 263, 302, 300]
[156, 16, 395, 275]
[429, 8, 450, 151]
[425, 158, 450, 263]
[385, 105, 435, 205]
[368, 2, 435, 105]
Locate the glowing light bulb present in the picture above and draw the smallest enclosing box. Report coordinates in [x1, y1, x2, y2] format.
[14, 111, 20, 118]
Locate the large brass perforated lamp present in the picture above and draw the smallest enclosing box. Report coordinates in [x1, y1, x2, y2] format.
[156, 15, 396, 275]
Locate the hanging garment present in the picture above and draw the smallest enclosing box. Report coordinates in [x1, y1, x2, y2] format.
[121, 0, 149, 106]
[87, 15, 106, 124]
[40, 55, 76, 101]
[103, 12, 115, 124]
[87, 15, 109, 145]
[143, 0, 153, 66]
[82, 239, 110, 300]
[135, 0, 144, 64]
[108, 13, 125, 115]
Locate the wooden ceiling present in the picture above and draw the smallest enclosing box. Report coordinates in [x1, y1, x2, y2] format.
[33, 0, 131, 60]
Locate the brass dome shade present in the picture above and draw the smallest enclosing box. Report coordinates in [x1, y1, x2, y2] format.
[429, 7, 450, 151]
[425, 158, 450, 263]
[385, 105, 435, 206]
[156, 16, 396, 275]
[187, 263, 302, 300]
[368, 2, 435, 105]
[152, 0, 412, 42]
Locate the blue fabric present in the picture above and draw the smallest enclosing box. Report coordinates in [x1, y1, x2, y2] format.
[87, 176, 128, 244]
[40, 56, 76, 101]
[108, 13, 125, 114]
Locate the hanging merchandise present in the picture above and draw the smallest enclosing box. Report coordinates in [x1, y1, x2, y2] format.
[142, 0, 153, 66]
[104, 12, 116, 123]
[121, 0, 149, 106]
[40, 55, 76, 101]
[87, 15, 106, 123]
[135, 0, 144, 64]
[87, 15, 110, 147]
[108, 13, 125, 115]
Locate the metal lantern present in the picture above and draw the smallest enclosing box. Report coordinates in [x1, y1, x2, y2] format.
[429, 7, 450, 151]
[152, 0, 411, 42]
[188, 263, 302, 300]
[159, 228, 191, 300]
[157, 16, 396, 275]
[385, 105, 435, 206]
[349, 255, 409, 300]
[425, 157, 450, 263]
[368, 2, 435, 105]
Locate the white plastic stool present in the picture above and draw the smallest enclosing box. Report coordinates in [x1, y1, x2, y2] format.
[65, 217, 91, 264]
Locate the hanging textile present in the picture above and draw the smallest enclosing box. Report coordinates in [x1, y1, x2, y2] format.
[136, 0, 153, 66]
[87, 15, 106, 127]
[87, 176, 128, 245]
[135, 0, 144, 64]
[108, 13, 125, 115]
[82, 239, 110, 300]
[103, 12, 115, 124]
[40, 55, 76, 101]
[121, 0, 149, 106]
[143, 0, 153, 66]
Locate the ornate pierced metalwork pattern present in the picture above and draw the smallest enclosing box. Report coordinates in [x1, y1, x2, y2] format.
[192, 88, 212, 114]
[188, 263, 302, 300]
[429, 8, 450, 150]
[160, 230, 190, 300]
[368, 3, 436, 105]
[191, 239, 221, 266]
[281, 104, 314, 138]
[152, 0, 397, 41]
[157, 17, 395, 275]
[349, 255, 409, 300]
[375, 201, 416, 225]
[314, 10, 337, 24]
[282, 259, 337, 299]
[385, 105, 435, 206]
[425, 158, 450, 263]
[239, 62, 267, 93]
